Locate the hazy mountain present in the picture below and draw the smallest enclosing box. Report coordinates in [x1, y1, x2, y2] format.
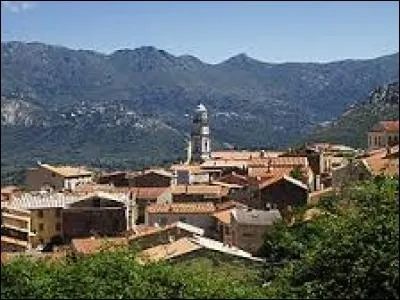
[1, 41, 399, 183]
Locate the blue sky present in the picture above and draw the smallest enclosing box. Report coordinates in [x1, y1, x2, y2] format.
[1, 1, 398, 64]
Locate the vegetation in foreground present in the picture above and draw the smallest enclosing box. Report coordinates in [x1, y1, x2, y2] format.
[1, 177, 398, 299]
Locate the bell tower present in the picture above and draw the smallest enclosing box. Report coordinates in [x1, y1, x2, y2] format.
[190, 103, 211, 163]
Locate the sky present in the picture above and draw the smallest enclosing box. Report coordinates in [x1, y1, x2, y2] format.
[1, 1, 399, 64]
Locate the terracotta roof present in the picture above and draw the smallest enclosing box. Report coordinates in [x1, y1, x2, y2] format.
[247, 157, 308, 167]
[259, 175, 308, 190]
[128, 223, 177, 240]
[363, 147, 399, 177]
[247, 166, 294, 178]
[39, 163, 92, 178]
[219, 173, 250, 186]
[211, 150, 284, 160]
[215, 200, 248, 211]
[370, 120, 399, 132]
[171, 185, 228, 197]
[201, 160, 249, 168]
[71, 237, 128, 254]
[128, 222, 204, 240]
[146, 202, 216, 214]
[130, 187, 170, 200]
[138, 237, 201, 263]
[212, 209, 233, 224]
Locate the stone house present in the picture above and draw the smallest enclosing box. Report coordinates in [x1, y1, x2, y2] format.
[130, 187, 172, 224]
[1, 190, 135, 250]
[128, 221, 204, 250]
[145, 202, 216, 235]
[368, 120, 399, 150]
[256, 175, 308, 217]
[129, 169, 177, 187]
[228, 208, 282, 254]
[331, 160, 372, 189]
[138, 235, 264, 265]
[25, 162, 93, 191]
[170, 185, 229, 203]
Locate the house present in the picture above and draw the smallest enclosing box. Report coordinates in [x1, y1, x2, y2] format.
[1, 206, 33, 252]
[145, 202, 216, 235]
[256, 175, 308, 217]
[170, 164, 221, 185]
[331, 160, 372, 189]
[130, 187, 172, 224]
[25, 162, 93, 191]
[214, 207, 282, 254]
[137, 235, 264, 265]
[129, 169, 177, 187]
[2, 190, 135, 250]
[96, 171, 128, 186]
[171, 185, 229, 203]
[1, 185, 22, 202]
[368, 120, 399, 150]
[128, 221, 204, 250]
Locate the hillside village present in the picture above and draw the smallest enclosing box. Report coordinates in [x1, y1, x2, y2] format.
[1, 103, 399, 264]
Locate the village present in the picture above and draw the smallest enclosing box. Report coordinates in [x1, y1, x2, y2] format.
[1, 103, 399, 264]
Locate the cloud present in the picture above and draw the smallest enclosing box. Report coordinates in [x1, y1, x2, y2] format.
[2, 1, 36, 13]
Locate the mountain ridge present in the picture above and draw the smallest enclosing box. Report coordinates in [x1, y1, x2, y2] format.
[1, 41, 399, 184]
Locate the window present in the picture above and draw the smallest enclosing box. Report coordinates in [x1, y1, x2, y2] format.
[55, 209, 61, 218]
[39, 223, 44, 231]
[55, 223, 61, 231]
[242, 232, 255, 238]
[179, 217, 187, 222]
[38, 210, 43, 218]
[388, 136, 392, 143]
[374, 136, 378, 146]
[51, 172, 56, 177]
[394, 136, 398, 142]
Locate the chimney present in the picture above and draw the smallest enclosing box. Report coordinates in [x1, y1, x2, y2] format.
[260, 150, 265, 158]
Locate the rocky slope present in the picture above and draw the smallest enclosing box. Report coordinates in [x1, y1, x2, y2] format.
[303, 82, 399, 148]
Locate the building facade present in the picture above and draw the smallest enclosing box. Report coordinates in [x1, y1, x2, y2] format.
[190, 104, 211, 163]
[368, 121, 399, 150]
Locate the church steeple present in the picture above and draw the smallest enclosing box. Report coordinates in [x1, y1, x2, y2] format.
[190, 103, 211, 163]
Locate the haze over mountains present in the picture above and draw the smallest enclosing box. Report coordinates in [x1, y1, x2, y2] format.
[1, 41, 399, 182]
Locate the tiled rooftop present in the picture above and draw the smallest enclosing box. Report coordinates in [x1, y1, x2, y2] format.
[39, 163, 93, 178]
[71, 237, 128, 254]
[146, 202, 216, 214]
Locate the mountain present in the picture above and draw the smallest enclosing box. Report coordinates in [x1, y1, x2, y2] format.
[1, 41, 399, 183]
[302, 82, 399, 148]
